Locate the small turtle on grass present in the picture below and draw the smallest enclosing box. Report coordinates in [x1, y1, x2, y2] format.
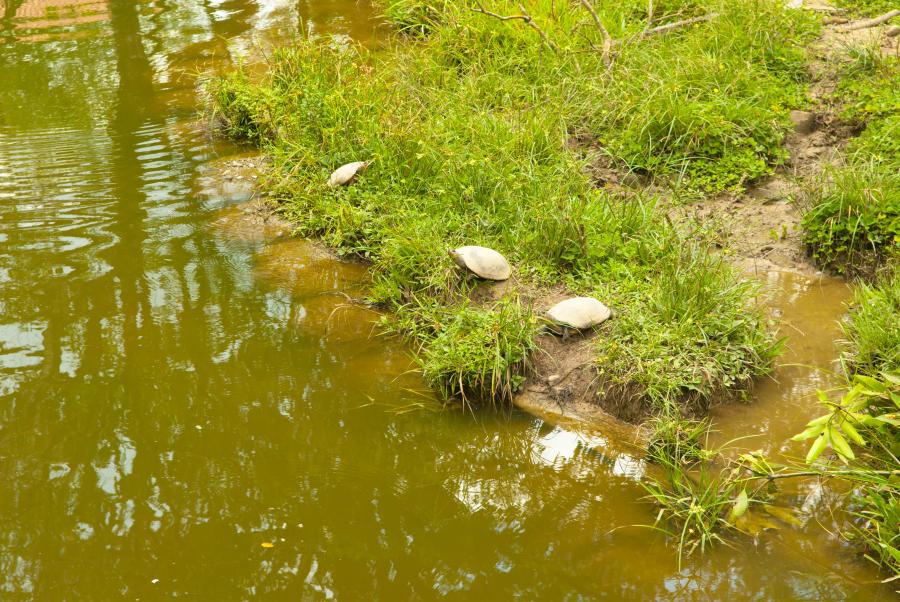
[449, 246, 512, 281]
[327, 160, 371, 187]
[546, 297, 611, 338]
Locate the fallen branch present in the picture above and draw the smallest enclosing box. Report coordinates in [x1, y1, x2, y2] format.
[641, 13, 719, 37]
[471, 2, 559, 52]
[840, 9, 900, 31]
[887, 24, 900, 37]
[578, 0, 613, 66]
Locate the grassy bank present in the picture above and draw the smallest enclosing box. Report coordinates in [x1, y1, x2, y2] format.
[208, 0, 825, 412]
[801, 46, 899, 277]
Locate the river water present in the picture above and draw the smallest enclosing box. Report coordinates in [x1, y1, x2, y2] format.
[0, 1, 893, 599]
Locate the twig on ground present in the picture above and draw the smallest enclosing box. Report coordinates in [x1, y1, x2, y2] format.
[641, 13, 719, 38]
[840, 9, 900, 32]
[471, 2, 559, 52]
[577, 0, 613, 65]
[644, 0, 655, 33]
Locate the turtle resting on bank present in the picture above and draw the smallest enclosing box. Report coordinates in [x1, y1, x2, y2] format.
[327, 160, 370, 187]
[449, 246, 512, 281]
[546, 297, 611, 337]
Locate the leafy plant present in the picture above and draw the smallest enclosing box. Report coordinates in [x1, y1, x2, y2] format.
[800, 163, 900, 277]
[791, 372, 900, 464]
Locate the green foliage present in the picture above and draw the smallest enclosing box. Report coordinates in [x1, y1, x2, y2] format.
[378, 0, 448, 37]
[791, 372, 900, 578]
[791, 373, 900, 464]
[847, 115, 900, 164]
[802, 52, 899, 276]
[210, 0, 787, 407]
[598, 246, 778, 407]
[642, 466, 743, 568]
[837, 53, 900, 124]
[835, 0, 900, 16]
[845, 271, 900, 374]
[587, 1, 816, 192]
[645, 409, 713, 466]
[413, 298, 537, 403]
[800, 163, 900, 277]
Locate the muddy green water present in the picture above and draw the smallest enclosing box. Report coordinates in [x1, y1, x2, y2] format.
[0, 1, 894, 599]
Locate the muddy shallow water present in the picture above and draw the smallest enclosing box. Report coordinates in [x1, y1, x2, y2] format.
[0, 0, 894, 598]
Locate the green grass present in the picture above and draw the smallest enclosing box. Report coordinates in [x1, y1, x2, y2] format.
[401, 297, 537, 403]
[801, 164, 900, 277]
[801, 53, 899, 277]
[209, 0, 802, 410]
[835, 0, 900, 16]
[844, 270, 900, 374]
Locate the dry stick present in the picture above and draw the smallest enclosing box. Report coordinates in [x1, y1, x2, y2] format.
[641, 13, 719, 38]
[840, 9, 900, 31]
[471, 2, 559, 52]
[577, 0, 613, 66]
[644, 0, 655, 33]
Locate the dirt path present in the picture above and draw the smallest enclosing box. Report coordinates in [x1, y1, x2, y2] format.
[674, 8, 898, 278]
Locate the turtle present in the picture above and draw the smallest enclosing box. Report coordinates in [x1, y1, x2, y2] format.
[327, 160, 370, 187]
[449, 246, 512, 281]
[545, 297, 611, 336]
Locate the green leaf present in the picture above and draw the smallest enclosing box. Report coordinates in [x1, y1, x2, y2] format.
[840, 418, 866, 447]
[806, 432, 829, 465]
[881, 372, 900, 387]
[854, 375, 887, 394]
[792, 422, 827, 441]
[873, 413, 900, 427]
[829, 427, 855, 461]
[729, 489, 749, 522]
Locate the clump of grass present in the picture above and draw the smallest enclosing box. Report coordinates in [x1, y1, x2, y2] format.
[801, 52, 899, 277]
[645, 409, 713, 466]
[834, 0, 900, 16]
[801, 164, 900, 277]
[844, 269, 900, 374]
[210, 0, 793, 409]
[598, 245, 778, 411]
[643, 463, 742, 567]
[409, 298, 537, 403]
[376, 0, 448, 37]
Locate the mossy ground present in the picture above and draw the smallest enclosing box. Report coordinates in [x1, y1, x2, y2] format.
[208, 0, 841, 414]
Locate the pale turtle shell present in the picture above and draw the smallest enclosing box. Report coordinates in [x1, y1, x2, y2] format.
[327, 161, 369, 187]
[450, 246, 511, 281]
[546, 297, 611, 330]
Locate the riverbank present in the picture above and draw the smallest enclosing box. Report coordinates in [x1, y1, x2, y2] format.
[211, 0, 813, 419]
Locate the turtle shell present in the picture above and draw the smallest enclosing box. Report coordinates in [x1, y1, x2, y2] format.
[327, 161, 369, 187]
[546, 297, 611, 330]
[450, 246, 512, 281]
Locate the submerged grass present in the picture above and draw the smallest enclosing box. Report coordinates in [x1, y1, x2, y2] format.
[209, 0, 807, 410]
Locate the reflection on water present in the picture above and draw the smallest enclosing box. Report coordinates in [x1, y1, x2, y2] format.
[0, 0, 894, 598]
